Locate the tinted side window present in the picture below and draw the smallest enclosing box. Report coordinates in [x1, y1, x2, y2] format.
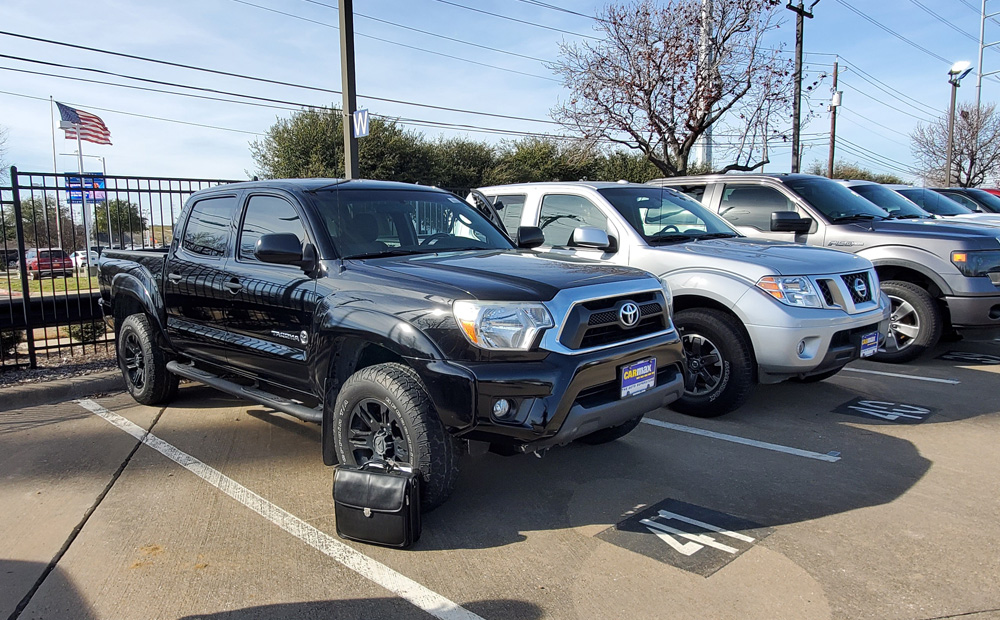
[182, 196, 236, 257]
[238, 195, 307, 262]
[492, 194, 527, 231]
[940, 192, 980, 211]
[719, 185, 793, 230]
[538, 194, 608, 247]
[671, 184, 707, 204]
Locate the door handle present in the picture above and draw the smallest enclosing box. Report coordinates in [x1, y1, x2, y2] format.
[167, 273, 182, 283]
[223, 279, 243, 294]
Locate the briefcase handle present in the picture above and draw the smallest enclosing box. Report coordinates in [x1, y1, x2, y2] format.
[359, 459, 414, 475]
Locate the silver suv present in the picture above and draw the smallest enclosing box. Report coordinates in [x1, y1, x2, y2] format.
[650, 173, 1000, 362]
[472, 182, 890, 417]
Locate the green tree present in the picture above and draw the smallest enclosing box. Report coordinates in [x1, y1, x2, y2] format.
[806, 160, 903, 185]
[1, 194, 86, 250]
[95, 199, 147, 243]
[484, 137, 602, 185]
[250, 106, 433, 182]
[428, 137, 496, 193]
[598, 150, 664, 183]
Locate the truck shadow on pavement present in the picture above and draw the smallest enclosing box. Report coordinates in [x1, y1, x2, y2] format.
[0, 560, 96, 620]
[416, 399, 936, 551]
[180, 598, 542, 620]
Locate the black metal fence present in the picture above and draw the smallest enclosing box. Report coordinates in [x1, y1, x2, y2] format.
[1, 167, 236, 369]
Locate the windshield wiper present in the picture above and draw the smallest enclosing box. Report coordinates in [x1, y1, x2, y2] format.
[888, 214, 926, 220]
[829, 214, 887, 223]
[647, 233, 696, 244]
[343, 248, 432, 259]
[692, 232, 739, 240]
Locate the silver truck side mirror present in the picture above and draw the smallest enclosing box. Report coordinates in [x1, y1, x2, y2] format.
[571, 226, 611, 250]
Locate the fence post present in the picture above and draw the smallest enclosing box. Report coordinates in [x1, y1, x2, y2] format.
[10, 166, 37, 368]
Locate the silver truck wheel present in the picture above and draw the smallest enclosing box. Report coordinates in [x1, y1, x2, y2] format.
[669, 309, 755, 418]
[870, 281, 942, 364]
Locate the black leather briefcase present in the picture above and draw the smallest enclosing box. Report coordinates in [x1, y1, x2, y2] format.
[333, 461, 422, 548]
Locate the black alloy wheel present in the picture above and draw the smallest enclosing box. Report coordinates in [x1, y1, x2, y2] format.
[121, 330, 147, 391]
[346, 398, 411, 464]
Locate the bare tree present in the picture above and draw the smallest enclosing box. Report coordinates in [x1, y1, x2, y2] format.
[0, 125, 9, 184]
[911, 102, 1000, 187]
[550, 0, 793, 177]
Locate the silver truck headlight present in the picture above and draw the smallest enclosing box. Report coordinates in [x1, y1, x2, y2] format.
[756, 276, 822, 308]
[453, 301, 554, 350]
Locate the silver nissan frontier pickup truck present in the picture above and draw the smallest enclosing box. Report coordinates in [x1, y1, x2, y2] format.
[471, 182, 890, 417]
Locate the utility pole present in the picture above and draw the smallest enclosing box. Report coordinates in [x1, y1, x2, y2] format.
[786, 1, 817, 173]
[827, 59, 841, 178]
[339, 0, 359, 179]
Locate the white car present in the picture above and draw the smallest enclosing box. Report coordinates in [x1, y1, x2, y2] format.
[70, 250, 99, 269]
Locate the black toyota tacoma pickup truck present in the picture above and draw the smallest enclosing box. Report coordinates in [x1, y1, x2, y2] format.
[99, 179, 685, 508]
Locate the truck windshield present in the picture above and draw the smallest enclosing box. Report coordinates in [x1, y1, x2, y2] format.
[782, 177, 889, 221]
[895, 188, 973, 216]
[597, 186, 740, 243]
[965, 188, 1000, 213]
[848, 184, 930, 219]
[311, 189, 514, 259]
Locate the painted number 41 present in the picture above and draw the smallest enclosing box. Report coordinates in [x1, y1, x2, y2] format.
[640, 510, 754, 556]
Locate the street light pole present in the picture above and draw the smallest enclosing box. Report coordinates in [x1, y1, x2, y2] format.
[945, 61, 973, 187]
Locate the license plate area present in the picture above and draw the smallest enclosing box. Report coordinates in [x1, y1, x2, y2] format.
[860, 331, 879, 358]
[621, 358, 656, 398]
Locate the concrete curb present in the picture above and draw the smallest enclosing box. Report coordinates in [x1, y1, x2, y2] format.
[0, 369, 124, 412]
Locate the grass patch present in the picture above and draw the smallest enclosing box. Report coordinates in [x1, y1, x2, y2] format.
[0, 271, 100, 295]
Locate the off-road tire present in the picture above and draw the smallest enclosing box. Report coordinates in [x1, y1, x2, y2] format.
[575, 415, 643, 445]
[669, 308, 755, 418]
[333, 363, 460, 511]
[117, 313, 178, 405]
[870, 280, 942, 364]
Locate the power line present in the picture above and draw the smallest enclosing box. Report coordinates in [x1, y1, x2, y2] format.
[297, 0, 550, 63]
[838, 57, 940, 115]
[838, 78, 936, 123]
[832, 0, 952, 65]
[0, 89, 263, 135]
[0, 32, 565, 126]
[906, 0, 980, 43]
[228, 0, 558, 82]
[838, 108, 912, 146]
[837, 136, 920, 173]
[511, 0, 598, 21]
[429, 0, 599, 40]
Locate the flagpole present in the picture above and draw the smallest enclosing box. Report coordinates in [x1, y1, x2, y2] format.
[76, 129, 93, 254]
[50, 97, 63, 244]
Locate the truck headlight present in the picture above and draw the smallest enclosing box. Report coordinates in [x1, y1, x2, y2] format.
[756, 276, 822, 308]
[453, 301, 554, 350]
[657, 277, 675, 319]
[951, 250, 1000, 277]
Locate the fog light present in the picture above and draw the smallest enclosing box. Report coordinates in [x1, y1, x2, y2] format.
[493, 399, 512, 419]
[797, 340, 806, 355]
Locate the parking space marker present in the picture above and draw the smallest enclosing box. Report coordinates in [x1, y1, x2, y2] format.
[75, 399, 483, 620]
[843, 368, 960, 384]
[641, 418, 841, 463]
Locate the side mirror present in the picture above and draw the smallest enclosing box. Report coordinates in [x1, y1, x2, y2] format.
[255, 233, 315, 271]
[770, 211, 812, 233]
[516, 226, 545, 249]
[570, 226, 611, 250]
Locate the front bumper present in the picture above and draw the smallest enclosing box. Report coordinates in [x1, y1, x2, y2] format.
[943, 294, 1000, 328]
[745, 294, 891, 383]
[412, 333, 685, 449]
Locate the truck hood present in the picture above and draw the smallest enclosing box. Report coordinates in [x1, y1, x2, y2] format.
[945, 213, 1000, 228]
[656, 238, 872, 277]
[860, 219, 1000, 244]
[350, 250, 656, 302]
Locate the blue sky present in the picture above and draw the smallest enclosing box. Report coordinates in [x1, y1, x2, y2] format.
[0, 0, 995, 183]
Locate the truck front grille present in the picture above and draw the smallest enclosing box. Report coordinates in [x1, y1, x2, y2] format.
[840, 271, 873, 304]
[559, 291, 669, 350]
[817, 280, 835, 306]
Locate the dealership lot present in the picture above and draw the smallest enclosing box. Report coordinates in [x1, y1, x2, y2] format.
[2, 339, 999, 620]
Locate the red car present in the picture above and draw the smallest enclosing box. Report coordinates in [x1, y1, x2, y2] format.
[24, 248, 74, 280]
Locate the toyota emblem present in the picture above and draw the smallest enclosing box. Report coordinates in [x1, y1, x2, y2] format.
[853, 277, 868, 299]
[619, 302, 640, 328]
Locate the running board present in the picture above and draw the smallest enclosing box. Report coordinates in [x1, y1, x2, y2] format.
[166, 361, 322, 423]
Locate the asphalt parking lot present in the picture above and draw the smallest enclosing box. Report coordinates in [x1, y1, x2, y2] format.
[2, 338, 999, 620]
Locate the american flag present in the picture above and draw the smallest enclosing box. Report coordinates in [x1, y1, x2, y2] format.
[56, 102, 112, 145]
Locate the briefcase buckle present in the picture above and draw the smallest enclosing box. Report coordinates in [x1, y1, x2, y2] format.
[363, 507, 372, 518]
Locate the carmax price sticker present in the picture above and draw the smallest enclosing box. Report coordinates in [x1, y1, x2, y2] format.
[597, 498, 771, 577]
[832, 398, 934, 424]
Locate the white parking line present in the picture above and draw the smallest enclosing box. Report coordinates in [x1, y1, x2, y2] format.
[641, 418, 841, 463]
[75, 399, 483, 620]
[843, 368, 961, 384]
